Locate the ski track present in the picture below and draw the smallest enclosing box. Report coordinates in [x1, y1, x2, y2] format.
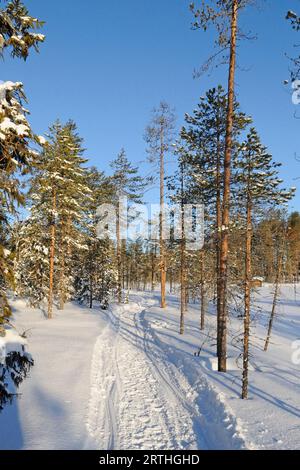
[86, 294, 250, 450]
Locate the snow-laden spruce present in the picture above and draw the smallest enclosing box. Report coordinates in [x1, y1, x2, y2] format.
[0, 80, 44, 334]
[0, 0, 44, 60]
[15, 121, 93, 316]
[0, 330, 33, 411]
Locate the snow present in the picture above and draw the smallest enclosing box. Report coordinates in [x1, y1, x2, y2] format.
[30, 34, 45, 42]
[37, 135, 47, 146]
[0, 285, 299, 450]
[0, 117, 29, 136]
[0, 300, 104, 450]
[0, 331, 27, 364]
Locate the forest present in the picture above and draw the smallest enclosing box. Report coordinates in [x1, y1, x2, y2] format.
[0, 0, 300, 454]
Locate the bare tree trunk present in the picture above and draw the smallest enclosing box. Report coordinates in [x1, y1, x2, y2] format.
[218, 0, 238, 372]
[151, 245, 156, 291]
[48, 188, 56, 319]
[242, 200, 252, 399]
[264, 248, 282, 352]
[216, 130, 222, 356]
[89, 274, 93, 309]
[58, 223, 65, 311]
[200, 250, 205, 331]
[89, 244, 93, 309]
[180, 213, 186, 335]
[160, 124, 166, 308]
[116, 209, 122, 304]
[185, 285, 189, 310]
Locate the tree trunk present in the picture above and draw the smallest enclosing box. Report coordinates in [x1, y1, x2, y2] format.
[242, 199, 252, 399]
[180, 212, 186, 335]
[116, 208, 122, 303]
[200, 250, 205, 331]
[218, 0, 238, 372]
[160, 124, 166, 308]
[58, 223, 65, 311]
[89, 273, 93, 309]
[216, 129, 222, 357]
[151, 244, 156, 291]
[48, 188, 56, 319]
[89, 244, 93, 309]
[264, 247, 282, 352]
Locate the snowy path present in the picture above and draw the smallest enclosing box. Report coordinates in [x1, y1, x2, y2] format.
[87, 299, 200, 449]
[86, 294, 248, 450]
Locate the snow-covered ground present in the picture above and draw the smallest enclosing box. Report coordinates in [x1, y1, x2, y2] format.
[0, 285, 299, 450]
[0, 300, 104, 450]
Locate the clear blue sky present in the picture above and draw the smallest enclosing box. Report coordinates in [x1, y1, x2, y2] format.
[2, 0, 300, 210]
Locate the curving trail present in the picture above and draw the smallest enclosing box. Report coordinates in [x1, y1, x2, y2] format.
[86, 294, 248, 450]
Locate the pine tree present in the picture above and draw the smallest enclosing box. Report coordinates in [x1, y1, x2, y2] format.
[145, 102, 176, 309]
[110, 149, 145, 303]
[180, 88, 249, 344]
[236, 128, 295, 399]
[191, 0, 254, 371]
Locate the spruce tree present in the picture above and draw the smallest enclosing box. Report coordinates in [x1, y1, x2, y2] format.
[74, 167, 117, 309]
[16, 121, 92, 317]
[0, 81, 42, 333]
[0, 1, 44, 335]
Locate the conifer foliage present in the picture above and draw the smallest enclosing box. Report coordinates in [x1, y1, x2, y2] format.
[16, 121, 92, 317]
[0, 0, 45, 59]
[0, 80, 41, 331]
[0, 0, 44, 409]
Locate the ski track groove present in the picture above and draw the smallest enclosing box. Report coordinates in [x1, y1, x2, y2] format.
[86, 294, 250, 450]
[134, 307, 209, 449]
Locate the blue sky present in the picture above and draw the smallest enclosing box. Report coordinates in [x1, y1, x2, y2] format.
[2, 0, 300, 210]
